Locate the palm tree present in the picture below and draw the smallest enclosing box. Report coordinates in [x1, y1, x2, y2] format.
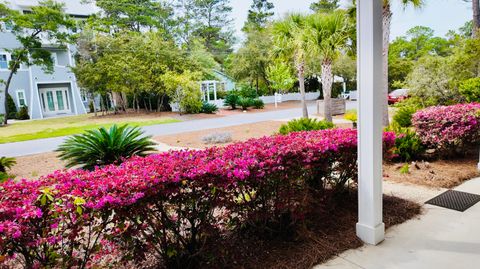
[348, 0, 423, 126]
[306, 10, 353, 122]
[272, 14, 309, 118]
[381, 0, 423, 126]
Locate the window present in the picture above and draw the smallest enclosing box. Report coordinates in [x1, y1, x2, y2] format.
[16, 90, 26, 107]
[51, 53, 58, 66]
[0, 54, 8, 69]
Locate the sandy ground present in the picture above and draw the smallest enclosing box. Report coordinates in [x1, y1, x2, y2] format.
[10, 152, 66, 179]
[384, 158, 480, 189]
[153, 121, 285, 149]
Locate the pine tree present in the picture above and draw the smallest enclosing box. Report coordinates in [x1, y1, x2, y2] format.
[243, 0, 274, 32]
[310, 0, 339, 13]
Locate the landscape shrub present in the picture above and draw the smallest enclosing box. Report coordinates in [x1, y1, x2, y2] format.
[386, 125, 425, 162]
[238, 97, 253, 110]
[412, 103, 480, 156]
[0, 129, 396, 268]
[393, 103, 420, 128]
[201, 102, 218, 114]
[56, 125, 156, 170]
[238, 85, 258, 99]
[0, 114, 4, 125]
[15, 106, 30, 120]
[459, 77, 480, 103]
[6, 95, 17, 120]
[224, 91, 240, 109]
[201, 132, 233, 144]
[251, 98, 265, 109]
[279, 118, 335, 135]
[0, 157, 16, 173]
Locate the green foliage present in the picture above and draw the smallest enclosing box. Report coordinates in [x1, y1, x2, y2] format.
[386, 124, 425, 162]
[89, 101, 95, 113]
[266, 61, 296, 93]
[459, 77, 480, 102]
[279, 118, 334, 135]
[243, 0, 274, 31]
[0, 156, 16, 173]
[399, 163, 410, 174]
[16, 106, 30, 120]
[251, 98, 265, 109]
[201, 102, 218, 114]
[0, 172, 13, 182]
[56, 125, 156, 170]
[224, 91, 240, 109]
[393, 102, 420, 128]
[162, 70, 203, 114]
[6, 94, 17, 119]
[0, 114, 4, 125]
[238, 85, 258, 98]
[238, 97, 253, 110]
[310, 0, 340, 13]
[406, 56, 460, 105]
[344, 109, 357, 123]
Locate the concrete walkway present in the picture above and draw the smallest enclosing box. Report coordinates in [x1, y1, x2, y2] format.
[314, 178, 480, 269]
[1, 102, 357, 157]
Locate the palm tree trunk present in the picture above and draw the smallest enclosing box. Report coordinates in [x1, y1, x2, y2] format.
[321, 59, 333, 122]
[296, 60, 308, 118]
[474, 0, 480, 36]
[382, 4, 392, 127]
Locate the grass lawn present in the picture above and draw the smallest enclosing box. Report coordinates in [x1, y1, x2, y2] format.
[0, 114, 180, 144]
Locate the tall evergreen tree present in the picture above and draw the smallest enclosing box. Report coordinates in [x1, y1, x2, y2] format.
[310, 0, 340, 13]
[243, 0, 274, 32]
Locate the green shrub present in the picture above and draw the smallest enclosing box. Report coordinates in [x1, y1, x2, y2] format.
[89, 101, 95, 113]
[201, 102, 218, 114]
[180, 92, 203, 114]
[7, 94, 17, 119]
[224, 91, 240, 109]
[386, 124, 425, 162]
[393, 105, 419, 128]
[16, 105, 30, 120]
[251, 98, 265, 109]
[56, 125, 156, 170]
[0, 156, 16, 173]
[344, 109, 357, 123]
[238, 97, 253, 110]
[238, 85, 258, 99]
[279, 118, 335, 135]
[0, 114, 4, 125]
[459, 77, 480, 102]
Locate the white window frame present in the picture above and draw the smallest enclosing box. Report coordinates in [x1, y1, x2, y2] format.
[0, 52, 10, 70]
[16, 89, 26, 107]
[51, 52, 65, 67]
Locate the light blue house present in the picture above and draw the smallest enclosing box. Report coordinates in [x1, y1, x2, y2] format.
[0, 0, 95, 119]
[200, 70, 236, 103]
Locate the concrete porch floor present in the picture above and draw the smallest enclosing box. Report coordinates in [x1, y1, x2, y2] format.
[315, 178, 480, 269]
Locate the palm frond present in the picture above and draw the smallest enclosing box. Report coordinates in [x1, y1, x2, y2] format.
[56, 124, 156, 170]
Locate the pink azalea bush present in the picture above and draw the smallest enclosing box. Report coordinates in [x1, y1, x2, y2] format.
[412, 103, 480, 155]
[0, 129, 396, 268]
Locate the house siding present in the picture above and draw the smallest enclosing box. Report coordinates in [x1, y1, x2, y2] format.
[0, 0, 94, 119]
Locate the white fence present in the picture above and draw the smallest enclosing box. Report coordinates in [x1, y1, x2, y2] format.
[209, 91, 321, 108]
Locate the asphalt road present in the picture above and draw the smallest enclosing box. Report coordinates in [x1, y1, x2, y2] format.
[1, 101, 357, 157]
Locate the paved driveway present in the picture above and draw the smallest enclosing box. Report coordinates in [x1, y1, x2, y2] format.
[1, 101, 357, 157]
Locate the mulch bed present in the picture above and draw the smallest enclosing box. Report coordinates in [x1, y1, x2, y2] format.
[384, 157, 480, 189]
[199, 192, 421, 269]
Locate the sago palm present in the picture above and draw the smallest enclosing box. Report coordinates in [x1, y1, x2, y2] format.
[0, 157, 16, 173]
[56, 124, 156, 170]
[272, 14, 310, 118]
[306, 10, 353, 122]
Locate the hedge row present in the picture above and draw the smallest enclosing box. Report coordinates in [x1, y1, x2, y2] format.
[0, 129, 396, 268]
[412, 103, 480, 156]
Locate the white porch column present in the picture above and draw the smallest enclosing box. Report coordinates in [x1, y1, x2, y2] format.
[356, 0, 385, 245]
[207, 83, 210, 102]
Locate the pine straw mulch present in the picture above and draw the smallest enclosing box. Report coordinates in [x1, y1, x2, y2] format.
[200, 192, 421, 269]
[384, 157, 480, 189]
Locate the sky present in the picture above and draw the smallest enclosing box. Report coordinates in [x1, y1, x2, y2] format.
[230, 0, 472, 42]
